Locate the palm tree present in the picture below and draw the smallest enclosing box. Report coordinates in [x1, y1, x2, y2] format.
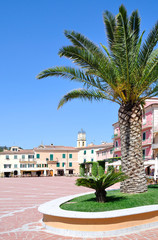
[76, 171, 128, 203]
[37, 5, 158, 194]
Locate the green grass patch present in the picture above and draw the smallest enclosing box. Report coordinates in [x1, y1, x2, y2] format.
[60, 185, 158, 212]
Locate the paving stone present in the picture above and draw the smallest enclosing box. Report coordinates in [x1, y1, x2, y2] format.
[0, 177, 158, 239]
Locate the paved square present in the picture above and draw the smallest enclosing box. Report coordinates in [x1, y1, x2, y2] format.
[0, 177, 158, 239]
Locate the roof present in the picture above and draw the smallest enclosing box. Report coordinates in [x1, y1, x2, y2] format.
[96, 144, 114, 153]
[77, 143, 113, 150]
[34, 145, 79, 152]
[0, 149, 34, 155]
[78, 129, 86, 134]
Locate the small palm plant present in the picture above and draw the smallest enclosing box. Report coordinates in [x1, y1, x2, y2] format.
[76, 171, 128, 203]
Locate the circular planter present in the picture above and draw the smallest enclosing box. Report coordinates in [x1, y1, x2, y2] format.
[38, 192, 158, 238]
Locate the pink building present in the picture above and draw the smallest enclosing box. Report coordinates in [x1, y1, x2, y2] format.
[112, 98, 158, 161]
[96, 143, 114, 161]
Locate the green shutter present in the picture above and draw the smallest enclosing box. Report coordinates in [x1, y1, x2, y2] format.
[14, 155, 17, 159]
[84, 150, 86, 155]
[36, 154, 40, 159]
[50, 154, 53, 160]
[69, 162, 72, 167]
[91, 150, 94, 154]
[62, 154, 66, 158]
[22, 155, 25, 159]
[42, 164, 45, 167]
[62, 162, 65, 167]
[91, 159, 93, 162]
[84, 159, 86, 163]
[69, 154, 72, 158]
[56, 163, 60, 167]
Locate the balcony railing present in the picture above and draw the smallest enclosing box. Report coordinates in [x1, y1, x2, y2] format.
[112, 133, 120, 139]
[152, 143, 158, 149]
[142, 139, 152, 146]
[153, 127, 158, 133]
[19, 159, 37, 163]
[114, 147, 121, 152]
[142, 121, 152, 129]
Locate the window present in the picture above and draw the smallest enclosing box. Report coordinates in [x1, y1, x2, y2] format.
[143, 132, 146, 141]
[69, 162, 72, 167]
[14, 164, 17, 168]
[110, 149, 113, 154]
[46, 158, 49, 161]
[4, 164, 11, 168]
[36, 164, 41, 168]
[14, 155, 17, 159]
[84, 159, 86, 163]
[82, 142, 84, 146]
[115, 141, 118, 147]
[69, 170, 73, 174]
[142, 149, 146, 159]
[42, 164, 45, 167]
[12, 148, 18, 152]
[28, 155, 34, 159]
[22, 155, 25, 159]
[50, 154, 53, 161]
[20, 164, 27, 168]
[115, 154, 118, 157]
[36, 154, 40, 159]
[62, 154, 66, 159]
[62, 162, 65, 167]
[56, 163, 60, 167]
[69, 154, 72, 158]
[46, 164, 48, 167]
[84, 150, 86, 155]
[91, 150, 94, 154]
[28, 164, 34, 168]
[6, 155, 9, 160]
[91, 158, 93, 162]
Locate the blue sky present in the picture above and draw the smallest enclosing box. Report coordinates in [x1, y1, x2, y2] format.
[0, 0, 158, 149]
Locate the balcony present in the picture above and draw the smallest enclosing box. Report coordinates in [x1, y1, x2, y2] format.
[112, 133, 120, 139]
[142, 121, 152, 130]
[47, 160, 58, 164]
[153, 127, 158, 133]
[142, 139, 152, 146]
[19, 159, 37, 164]
[114, 147, 121, 152]
[152, 143, 158, 149]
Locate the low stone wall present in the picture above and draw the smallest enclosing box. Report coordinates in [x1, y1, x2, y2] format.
[38, 192, 158, 238]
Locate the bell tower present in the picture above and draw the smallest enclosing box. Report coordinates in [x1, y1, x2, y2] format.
[77, 129, 86, 147]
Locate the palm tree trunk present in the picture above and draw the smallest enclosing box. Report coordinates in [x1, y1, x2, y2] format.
[95, 190, 107, 202]
[118, 103, 147, 193]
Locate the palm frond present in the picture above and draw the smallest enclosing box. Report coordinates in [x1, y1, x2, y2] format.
[57, 88, 121, 109]
[37, 66, 108, 91]
[64, 30, 107, 59]
[129, 9, 140, 44]
[139, 21, 158, 67]
[103, 10, 116, 49]
[76, 171, 128, 191]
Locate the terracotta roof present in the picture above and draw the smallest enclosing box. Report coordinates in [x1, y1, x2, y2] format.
[34, 145, 78, 152]
[77, 143, 113, 150]
[96, 144, 114, 153]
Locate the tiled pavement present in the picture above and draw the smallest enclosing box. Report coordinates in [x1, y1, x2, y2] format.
[0, 177, 158, 240]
